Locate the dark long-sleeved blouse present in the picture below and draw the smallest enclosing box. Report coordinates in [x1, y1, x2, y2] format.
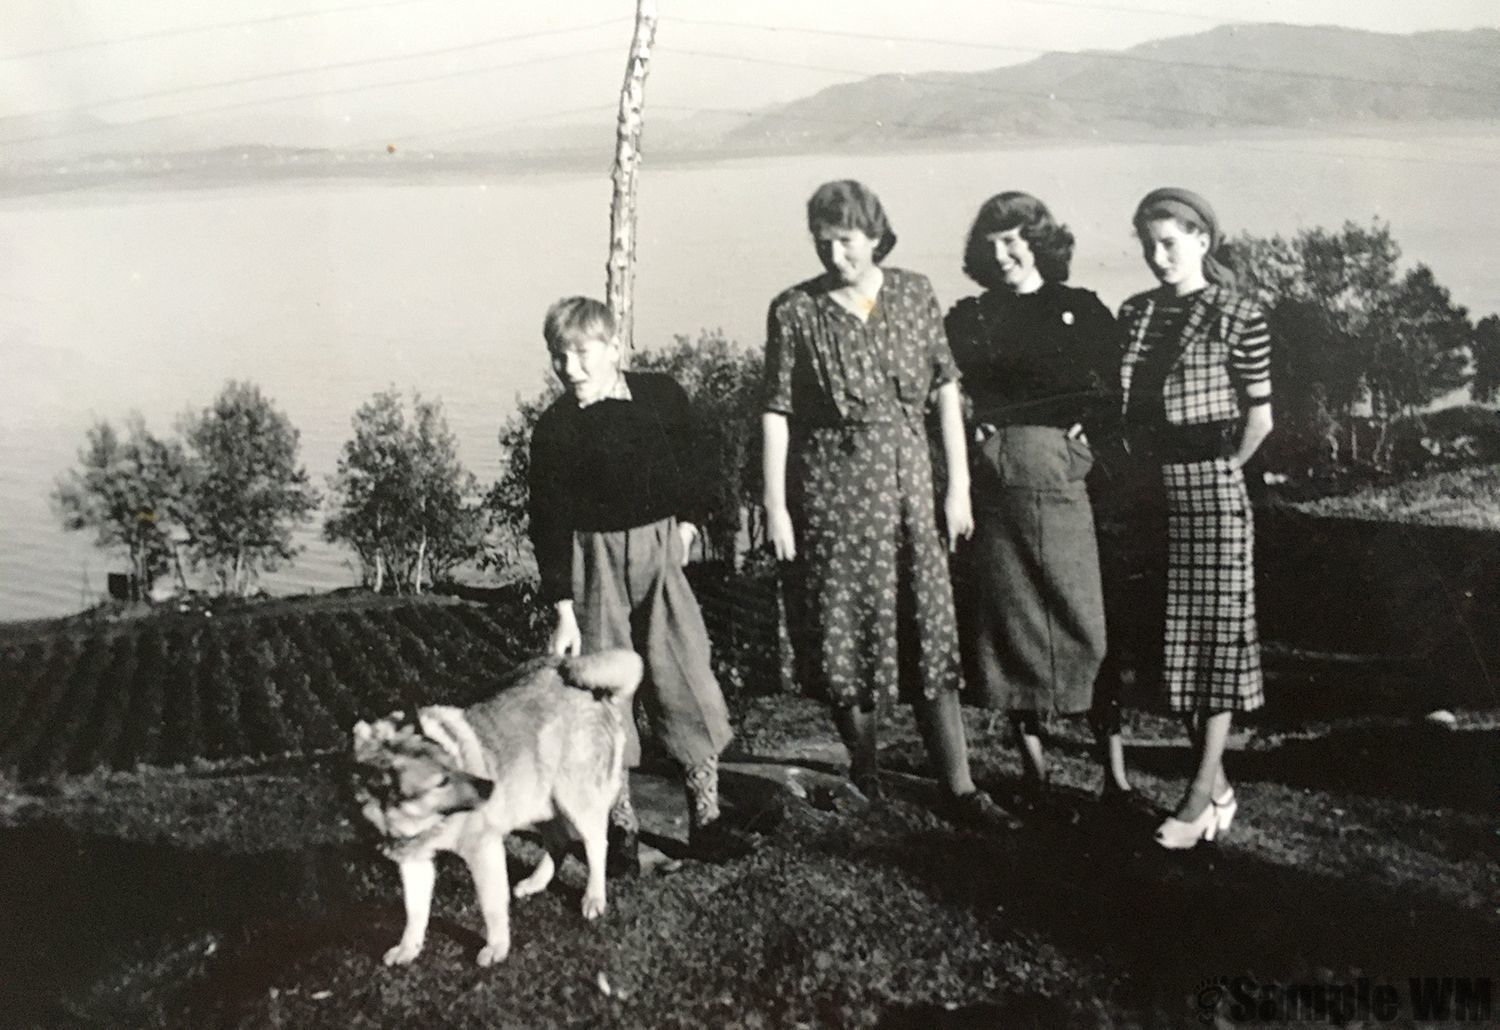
[944, 282, 1121, 434]
[527, 372, 710, 603]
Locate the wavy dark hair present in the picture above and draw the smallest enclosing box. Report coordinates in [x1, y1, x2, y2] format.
[806, 179, 898, 264]
[962, 191, 1074, 289]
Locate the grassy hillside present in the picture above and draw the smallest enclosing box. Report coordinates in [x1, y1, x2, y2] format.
[0, 590, 543, 779]
[0, 698, 1494, 1028]
[1282, 462, 1500, 531]
[0, 583, 1495, 1026]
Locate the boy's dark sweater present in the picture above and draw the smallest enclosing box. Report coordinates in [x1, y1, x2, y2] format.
[528, 371, 711, 604]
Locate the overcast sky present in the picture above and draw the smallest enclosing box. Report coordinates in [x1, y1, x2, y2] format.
[4, 0, 1498, 150]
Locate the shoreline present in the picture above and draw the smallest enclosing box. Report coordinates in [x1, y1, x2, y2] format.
[3, 118, 1498, 203]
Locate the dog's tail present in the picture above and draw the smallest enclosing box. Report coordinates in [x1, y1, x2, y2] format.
[557, 649, 643, 704]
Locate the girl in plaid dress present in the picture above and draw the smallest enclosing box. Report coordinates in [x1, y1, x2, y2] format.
[1116, 188, 1273, 849]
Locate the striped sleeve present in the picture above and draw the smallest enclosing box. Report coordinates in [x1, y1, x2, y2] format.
[1229, 306, 1271, 397]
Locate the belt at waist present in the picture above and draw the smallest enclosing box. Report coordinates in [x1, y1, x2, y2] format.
[1127, 420, 1237, 464]
[796, 413, 922, 434]
[973, 422, 1071, 440]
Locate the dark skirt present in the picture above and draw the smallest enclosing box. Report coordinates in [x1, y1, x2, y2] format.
[1160, 457, 1264, 712]
[957, 426, 1106, 714]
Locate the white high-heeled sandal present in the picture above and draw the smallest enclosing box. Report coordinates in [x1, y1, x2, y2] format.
[1213, 787, 1237, 836]
[1155, 800, 1218, 850]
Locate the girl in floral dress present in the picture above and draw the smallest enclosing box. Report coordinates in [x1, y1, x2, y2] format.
[760, 179, 1012, 829]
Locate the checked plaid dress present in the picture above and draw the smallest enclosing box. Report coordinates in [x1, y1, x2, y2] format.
[1120, 286, 1270, 713]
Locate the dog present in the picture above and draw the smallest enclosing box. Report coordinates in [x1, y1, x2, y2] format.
[350, 648, 642, 967]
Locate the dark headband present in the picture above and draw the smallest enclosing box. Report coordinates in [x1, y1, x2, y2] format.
[1135, 187, 1220, 247]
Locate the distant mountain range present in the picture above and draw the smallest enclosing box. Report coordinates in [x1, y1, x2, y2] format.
[718, 23, 1500, 148]
[3, 23, 1498, 174]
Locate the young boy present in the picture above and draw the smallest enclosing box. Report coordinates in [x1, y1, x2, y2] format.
[527, 296, 754, 871]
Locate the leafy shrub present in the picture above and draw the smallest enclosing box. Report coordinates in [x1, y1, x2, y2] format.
[325, 390, 485, 594]
[1383, 405, 1500, 474]
[178, 381, 320, 596]
[1234, 221, 1476, 477]
[52, 416, 188, 599]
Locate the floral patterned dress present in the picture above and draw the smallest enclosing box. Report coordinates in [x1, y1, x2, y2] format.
[764, 267, 964, 707]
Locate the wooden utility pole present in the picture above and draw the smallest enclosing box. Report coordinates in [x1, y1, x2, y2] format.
[606, 0, 658, 353]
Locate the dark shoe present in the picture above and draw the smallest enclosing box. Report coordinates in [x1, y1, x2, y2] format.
[851, 769, 883, 803]
[685, 818, 757, 863]
[737, 794, 788, 835]
[935, 788, 1022, 832]
[606, 824, 640, 879]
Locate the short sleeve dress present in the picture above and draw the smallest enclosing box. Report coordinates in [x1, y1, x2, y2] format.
[764, 267, 964, 707]
[1117, 285, 1272, 713]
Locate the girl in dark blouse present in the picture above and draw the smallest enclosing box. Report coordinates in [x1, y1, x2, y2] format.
[946, 191, 1134, 810]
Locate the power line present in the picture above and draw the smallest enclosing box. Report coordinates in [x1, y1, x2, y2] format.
[349, 104, 616, 149]
[3, 18, 629, 123]
[4, 46, 621, 148]
[670, 16, 1500, 100]
[1, 0, 454, 62]
[664, 47, 1267, 127]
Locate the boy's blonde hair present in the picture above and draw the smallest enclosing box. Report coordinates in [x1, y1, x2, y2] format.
[543, 296, 616, 351]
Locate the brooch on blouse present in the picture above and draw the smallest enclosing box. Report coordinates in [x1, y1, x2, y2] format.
[1061, 311, 1075, 325]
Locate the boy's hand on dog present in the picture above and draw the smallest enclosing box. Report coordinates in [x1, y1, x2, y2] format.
[766, 505, 797, 561]
[550, 602, 582, 656]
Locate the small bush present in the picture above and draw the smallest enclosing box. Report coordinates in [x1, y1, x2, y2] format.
[1383, 404, 1500, 474]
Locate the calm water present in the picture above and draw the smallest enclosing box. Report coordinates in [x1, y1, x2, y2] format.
[5, 132, 1500, 621]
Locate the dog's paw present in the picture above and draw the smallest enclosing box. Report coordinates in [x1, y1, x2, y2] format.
[476, 941, 510, 967]
[513, 855, 555, 899]
[383, 941, 423, 966]
[580, 891, 607, 921]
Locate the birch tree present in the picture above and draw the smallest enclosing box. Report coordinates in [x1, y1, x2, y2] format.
[178, 381, 319, 596]
[605, 0, 658, 352]
[326, 389, 484, 594]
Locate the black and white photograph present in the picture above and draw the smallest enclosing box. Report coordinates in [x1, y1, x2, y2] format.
[1, 1, 1496, 1026]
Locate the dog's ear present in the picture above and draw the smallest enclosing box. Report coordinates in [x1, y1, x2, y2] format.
[435, 770, 494, 814]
